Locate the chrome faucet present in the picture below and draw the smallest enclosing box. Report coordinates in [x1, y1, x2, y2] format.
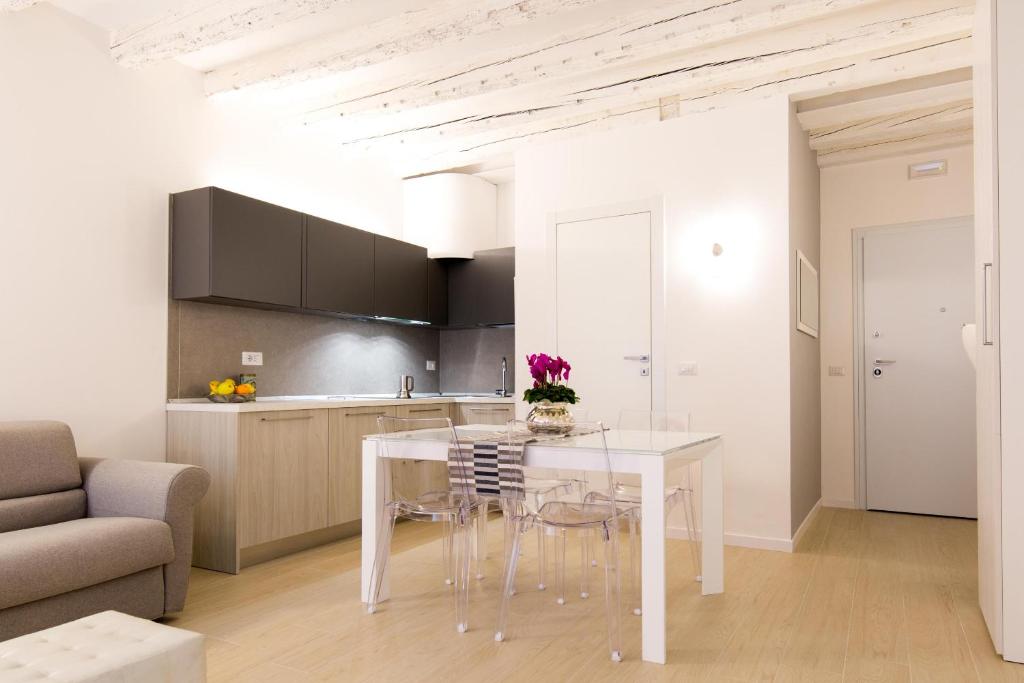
[496, 357, 508, 397]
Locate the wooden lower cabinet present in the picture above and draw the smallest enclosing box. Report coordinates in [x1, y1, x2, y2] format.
[237, 410, 329, 548]
[455, 402, 515, 426]
[328, 405, 395, 526]
[392, 403, 451, 498]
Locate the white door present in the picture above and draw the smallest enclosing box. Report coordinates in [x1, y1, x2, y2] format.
[556, 211, 651, 424]
[863, 222, 976, 518]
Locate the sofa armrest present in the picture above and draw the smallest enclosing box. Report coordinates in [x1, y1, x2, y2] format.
[79, 458, 210, 614]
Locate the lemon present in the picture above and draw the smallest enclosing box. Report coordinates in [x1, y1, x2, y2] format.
[216, 380, 236, 396]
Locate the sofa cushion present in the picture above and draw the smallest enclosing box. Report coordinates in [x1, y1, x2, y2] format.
[0, 421, 81, 499]
[0, 517, 174, 610]
[0, 489, 86, 533]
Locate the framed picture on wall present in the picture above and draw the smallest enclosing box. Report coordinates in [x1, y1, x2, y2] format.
[796, 249, 819, 338]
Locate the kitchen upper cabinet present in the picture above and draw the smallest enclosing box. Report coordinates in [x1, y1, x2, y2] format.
[172, 187, 303, 308]
[304, 216, 374, 316]
[328, 405, 395, 527]
[427, 258, 448, 326]
[447, 247, 515, 327]
[373, 235, 428, 322]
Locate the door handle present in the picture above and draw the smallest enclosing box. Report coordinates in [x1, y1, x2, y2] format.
[623, 355, 650, 362]
[259, 414, 314, 422]
[983, 262, 994, 346]
[873, 359, 897, 366]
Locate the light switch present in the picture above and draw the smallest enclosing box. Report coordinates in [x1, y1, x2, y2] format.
[426, 360, 437, 371]
[678, 363, 698, 376]
[828, 366, 846, 377]
[241, 351, 263, 366]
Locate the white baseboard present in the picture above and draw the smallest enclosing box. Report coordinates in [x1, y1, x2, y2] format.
[821, 498, 858, 509]
[666, 525, 794, 553]
[790, 499, 822, 551]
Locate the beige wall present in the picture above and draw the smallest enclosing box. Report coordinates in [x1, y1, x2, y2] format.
[789, 105, 822, 535]
[819, 145, 974, 506]
[0, 6, 403, 461]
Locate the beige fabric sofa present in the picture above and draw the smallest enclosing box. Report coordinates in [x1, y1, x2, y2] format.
[0, 421, 210, 641]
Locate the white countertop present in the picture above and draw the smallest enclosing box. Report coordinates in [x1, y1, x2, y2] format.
[166, 394, 516, 413]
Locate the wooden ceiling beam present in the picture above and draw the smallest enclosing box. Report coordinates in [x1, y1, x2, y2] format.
[110, 0, 353, 68]
[0, 0, 40, 13]
[807, 100, 973, 150]
[321, 5, 973, 151]
[816, 127, 973, 166]
[204, 0, 606, 94]
[797, 76, 972, 129]
[297, 0, 890, 123]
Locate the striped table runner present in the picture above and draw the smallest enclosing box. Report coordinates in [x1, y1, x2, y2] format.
[446, 425, 604, 500]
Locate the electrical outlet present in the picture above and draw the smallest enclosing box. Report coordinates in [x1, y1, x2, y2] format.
[426, 360, 437, 371]
[241, 351, 263, 366]
[828, 366, 846, 377]
[678, 362, 698, 376]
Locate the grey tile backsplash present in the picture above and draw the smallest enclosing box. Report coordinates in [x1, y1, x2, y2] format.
[439, 328, 515, 396]
[168, 301, 515, 399]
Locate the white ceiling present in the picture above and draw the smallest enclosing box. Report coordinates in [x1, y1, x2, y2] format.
[22, 0, 976, 175]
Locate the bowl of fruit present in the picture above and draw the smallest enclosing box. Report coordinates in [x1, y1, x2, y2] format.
[208, 378, 256, 403]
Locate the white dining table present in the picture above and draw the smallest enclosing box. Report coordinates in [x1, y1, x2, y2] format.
[360, 425, 724, 665]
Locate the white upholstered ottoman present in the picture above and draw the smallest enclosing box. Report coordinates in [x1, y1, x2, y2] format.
[0, 611, 205, 682]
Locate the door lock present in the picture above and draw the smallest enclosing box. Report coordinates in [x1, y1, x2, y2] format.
[640, 367, 650, 376]
[873, 368, 882, 377]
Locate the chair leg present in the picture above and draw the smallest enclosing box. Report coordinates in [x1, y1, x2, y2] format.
[475, 500, 488, 580]
[556, 528, 567, 605]
[442, 517, 454, 586]
[602, 525, 623, 662]
[580, 529, 590, 598]
[367, 508, 398, 614]
[537, 525, 547, 590]
[501, 501, 517, 596]
[495, 517, 525, 642]
[684, 489, 702, 582]
[629, 511, 641, 616]
[454, 511, 472, 633]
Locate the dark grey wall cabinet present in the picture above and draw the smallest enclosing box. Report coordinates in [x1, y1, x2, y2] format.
[426, 258, 448, 326]
[447, 247, 515, 327]
[304, 216, 374, 316]
[373, 235, 428, 322]
[172, 187, 303, 308]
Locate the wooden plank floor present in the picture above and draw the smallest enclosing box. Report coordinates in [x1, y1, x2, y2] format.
[165, 508, 1024, 682]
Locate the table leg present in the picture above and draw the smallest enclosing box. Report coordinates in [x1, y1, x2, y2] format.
[640, 459, 667, 664]
[701, 441, 724, 595]
[361, 441, 388, 603]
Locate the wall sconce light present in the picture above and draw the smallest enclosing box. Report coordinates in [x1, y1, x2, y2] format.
[712, 243, 724, 257]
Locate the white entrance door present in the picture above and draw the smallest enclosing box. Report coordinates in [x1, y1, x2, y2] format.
[555, 211, 652, 424]
[862, 221, 976, 518]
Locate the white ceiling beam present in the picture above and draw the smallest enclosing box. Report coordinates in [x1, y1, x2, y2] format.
[0, 0, 40, 13]
[204, 0, 605, 94]
[374, 34, 973, 174]
[298, 0, 891, 123]
[110, 0, 354, 68]
[816, 127, 973, 166]
[807, 101, 973, 150]
[321, 4, 973, 150]
[797, 76, 973, 129]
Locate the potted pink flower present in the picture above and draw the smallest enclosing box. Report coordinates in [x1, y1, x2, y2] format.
[522, 353, 578, 434]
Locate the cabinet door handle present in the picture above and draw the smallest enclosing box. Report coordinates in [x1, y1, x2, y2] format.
[345, 411, 387, 417]
[409, 408, 442, 414]
[259, 414, 314, 422]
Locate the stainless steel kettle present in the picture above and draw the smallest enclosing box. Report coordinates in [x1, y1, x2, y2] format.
[398, 375, 414, 399]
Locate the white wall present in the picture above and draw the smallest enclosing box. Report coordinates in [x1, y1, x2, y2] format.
[515, 97, 798, 547]
[819, 145, 974, 506]
[495, 182, 515, 248]
[788, 105, 822, 536]
[0, 5, 403, 461]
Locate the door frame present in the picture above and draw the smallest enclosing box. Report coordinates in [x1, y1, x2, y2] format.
[852, 215, 974, 509]
[546, 197, 667, 414]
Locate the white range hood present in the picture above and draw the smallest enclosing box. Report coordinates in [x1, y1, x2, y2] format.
[402, 173, 497, 259]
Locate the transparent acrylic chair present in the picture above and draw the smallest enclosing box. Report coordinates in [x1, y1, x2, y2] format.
[521, 405, 589, 591]
[586, 410, 700, 616]
[366, 415, 484, 633]
[494, 420, 624, 662]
